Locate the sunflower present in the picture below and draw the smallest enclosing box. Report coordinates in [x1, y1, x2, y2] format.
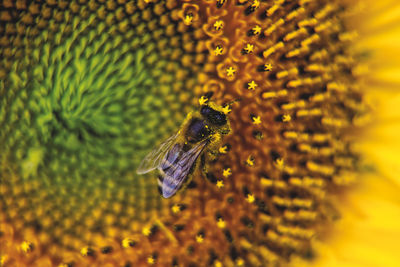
[0, 0, 399, 266]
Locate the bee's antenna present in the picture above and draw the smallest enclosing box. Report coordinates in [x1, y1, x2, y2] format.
[204, 92, 214, 99]
[221, 98, 241, 114]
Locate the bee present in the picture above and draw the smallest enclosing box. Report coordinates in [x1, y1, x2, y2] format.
[136, 101, 231, 198]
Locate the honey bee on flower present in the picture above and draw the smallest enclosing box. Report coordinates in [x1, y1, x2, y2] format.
[137, 96, 233, 198]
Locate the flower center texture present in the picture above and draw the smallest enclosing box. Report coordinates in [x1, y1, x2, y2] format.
[0, 0, 367, 266]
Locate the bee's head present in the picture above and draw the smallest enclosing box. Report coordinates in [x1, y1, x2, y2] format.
[200, 105, 227, 126]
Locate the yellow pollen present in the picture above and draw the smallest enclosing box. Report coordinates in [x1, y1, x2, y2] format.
[251, 0, 260, 10]
[217, 218, 226, 229]
[213, 20, 224, 30]
[20, 241, 33, 253]
[221, 105, 231, 114]
[215, 260, 223, 267]
[247, 80, 258, 90]
[122, 238, 135, 248]
[214, 46, 223, 56]
[246, 194, 255, 203]
[142, 226, 152, 236]
[147, 256, 155, 265]
[236, 258, 244, 266]
[219, 145, 228, 154]
[199, 96, 209, 105]
[216, 180, 224, 188]
[223, 168, 232, 177]
[282, 114, 291, 122]
[244, 43, 254, 53]
[171, 204, 181, 214]
[1, 255, 8, 266]
[184, 14, 193, 25]
[226, 66, 236, 77]
[217, 0, 225, 5]
[264, 63, 273, 71]
[276, 158, 284, 168]
[252, 25, 261, 35]
[246, 155, 255, 166]
[80, 246, 93, 257]
[196, 234, 204, 243]
[252, 116, 261, 125]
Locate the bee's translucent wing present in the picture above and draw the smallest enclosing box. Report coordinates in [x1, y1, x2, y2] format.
[159, 140, 208, 198]
[136, 132, 180, 174]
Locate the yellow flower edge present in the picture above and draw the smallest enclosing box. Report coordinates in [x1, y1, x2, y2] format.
[293, 0, 400, 266]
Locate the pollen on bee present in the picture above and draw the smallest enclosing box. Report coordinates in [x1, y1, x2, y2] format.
[199, 96, 209, 105]
[221, 105, 231, 114]
[219, 145, 228, 154]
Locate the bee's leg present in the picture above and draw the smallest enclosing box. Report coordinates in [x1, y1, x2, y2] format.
[206, 133, 222, 161]
[207, 151, 218, 161]
[207, 144, 220, 161]
[200, 153, 218, 185]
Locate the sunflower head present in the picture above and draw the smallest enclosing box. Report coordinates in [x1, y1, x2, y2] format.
[1, 0, 390, 266]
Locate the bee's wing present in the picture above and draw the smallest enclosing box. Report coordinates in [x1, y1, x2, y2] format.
[159, 140, 208, 198]
[136, 132, 180, 174]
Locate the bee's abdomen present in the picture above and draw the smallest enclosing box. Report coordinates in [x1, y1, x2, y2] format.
[157, 171, 181, 198]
